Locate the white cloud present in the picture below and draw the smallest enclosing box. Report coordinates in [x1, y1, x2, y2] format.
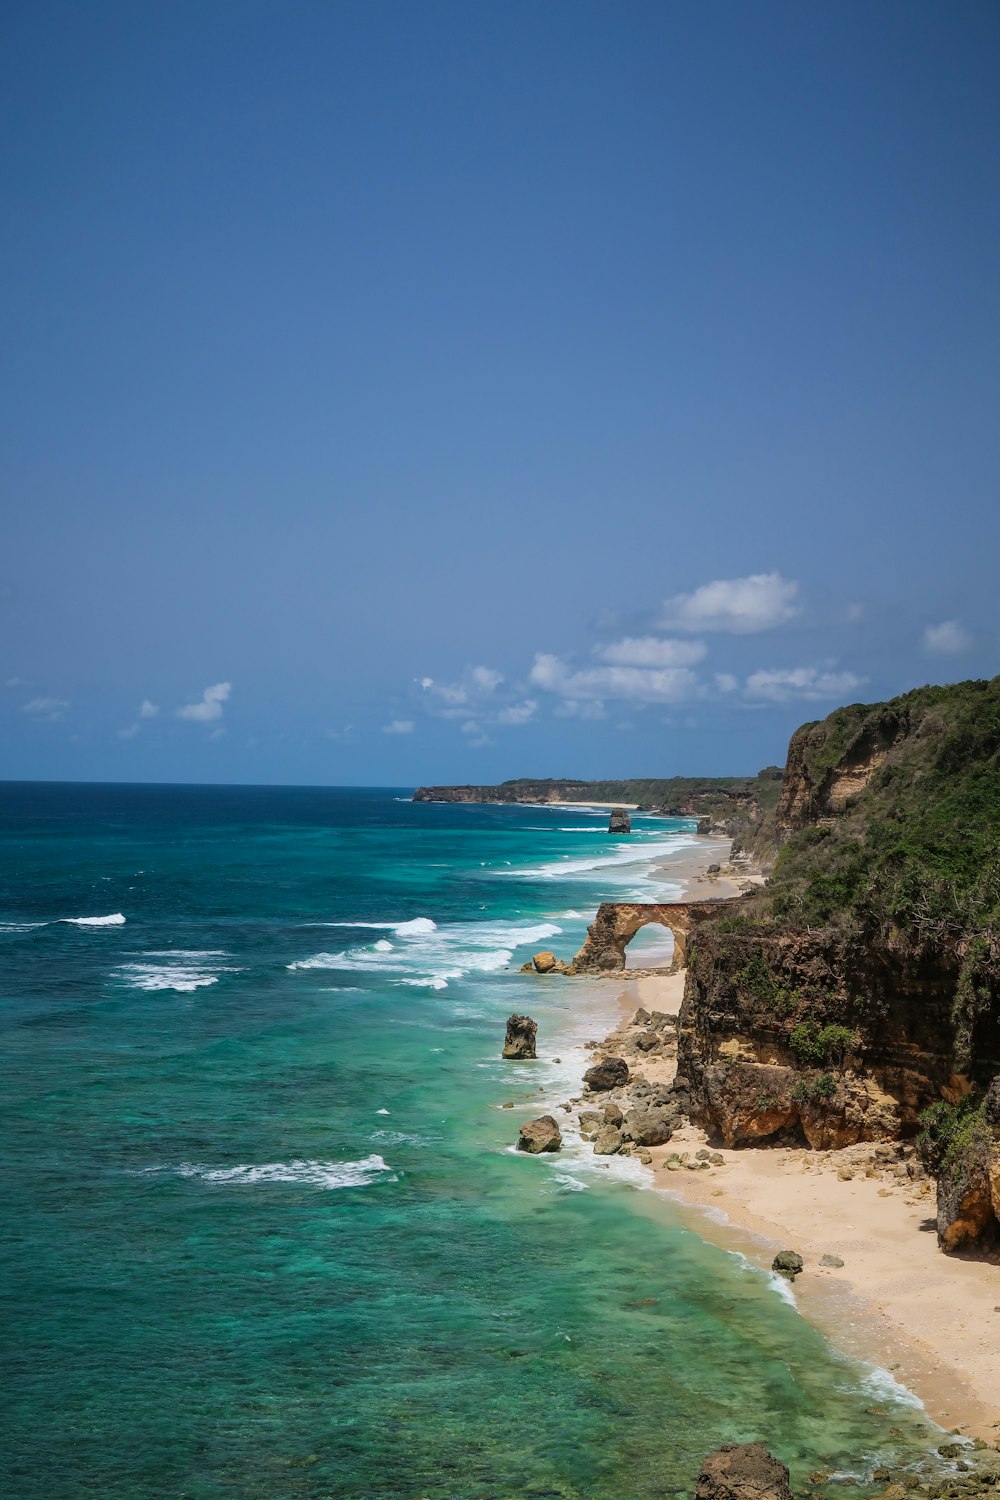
[5, 676, 23, 688]
[494, 699, 537, 725]
[118, 723, 141, 740]
[177, 682, 231, 723]
[922, 620, 972, 655]
[327, 725, 355, 741]
[744, 665, 865, 704]
[846, 603, 865, 623]
[419, 665, 504, 709]
[470, 666, 503, 694]
[659, 572, 800, 634]
[461, 720, 481, 736]
[382, 719, 414, 734]
[530, 652, 697, 704]
[554, 699, 606, 719]
[714, 672, 738, 693]
[595, 636, 707, 668]
[139, 699, 159, 719]
[21, 696, 69, 721]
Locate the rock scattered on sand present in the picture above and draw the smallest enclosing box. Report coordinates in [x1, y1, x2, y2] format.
[772, 1250, 804, 1278]
[502, 1014, 538, 1059]
[583, 1056, 629, 1091]
[695, 1443, 793, 1500]
[603, 1101, 624, 1126]
[820, 1253, 845, 1268]
[516, 1115, 562, 1154]
[593, 1125, 623, 1155]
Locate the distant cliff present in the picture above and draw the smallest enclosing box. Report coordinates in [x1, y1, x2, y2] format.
[413, 771, 783, 836]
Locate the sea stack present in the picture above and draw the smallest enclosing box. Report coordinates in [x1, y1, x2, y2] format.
[502, 1013, 538, 1059]
[608, 807, 631, 834]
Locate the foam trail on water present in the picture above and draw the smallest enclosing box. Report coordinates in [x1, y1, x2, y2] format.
[60, 913, 126, 927]
[137, 1155, 394, 1190]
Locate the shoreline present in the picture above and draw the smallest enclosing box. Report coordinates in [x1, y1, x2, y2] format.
[563, 834, 999, 1440]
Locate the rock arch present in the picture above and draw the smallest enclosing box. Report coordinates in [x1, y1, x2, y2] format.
[570, 901, 721, 974]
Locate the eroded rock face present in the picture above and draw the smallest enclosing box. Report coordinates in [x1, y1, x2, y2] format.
[583, 1056, 629, 1092]
[678, 925, 958, 1148]
[517, 1115, 562, 1153]
[608, 808, 631, 834]
[936, 1078, 1000, 1252]
[695, 1445, 792, 1500]
[502, 1014, 538, 1059]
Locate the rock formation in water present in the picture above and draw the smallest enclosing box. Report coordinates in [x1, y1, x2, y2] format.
[516, 1115, 562, 1153]
[608, 807, 631, 833]
[502, 1014, 538, 1059]
[695, 1444, 792, 1500]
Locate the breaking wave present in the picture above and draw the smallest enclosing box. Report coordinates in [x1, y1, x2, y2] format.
[116, 950, 238, 992]
[60, 913, 126, 927]
[288, 917, 561, 991]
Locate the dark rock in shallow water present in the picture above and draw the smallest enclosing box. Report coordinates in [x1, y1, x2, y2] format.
[583, 1056, 629, 1091]
[772, 1250, 804, 1278]
[516, 1115, 562, 1154]
[608, 807, 631, 834]
[502, 1014, 538, 1059]
[696, 1444, 793, 1500]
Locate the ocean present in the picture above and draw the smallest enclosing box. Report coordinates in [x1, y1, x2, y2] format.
[0, 782, 936, 1499]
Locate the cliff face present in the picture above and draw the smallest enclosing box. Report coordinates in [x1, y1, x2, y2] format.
[681, 675, 1000, 1248]
[678, 925, 961, 1149]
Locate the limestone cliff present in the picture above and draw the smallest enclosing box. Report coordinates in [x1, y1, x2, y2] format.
[679, 675, 1000, 1249]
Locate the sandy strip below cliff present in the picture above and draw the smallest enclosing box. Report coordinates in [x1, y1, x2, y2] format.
[597, 972, 1000, 1439]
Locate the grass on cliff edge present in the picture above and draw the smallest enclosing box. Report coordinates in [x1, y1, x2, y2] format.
[764, 675, 1000, 940]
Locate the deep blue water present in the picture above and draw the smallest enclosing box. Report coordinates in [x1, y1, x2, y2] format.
[0, 783, 935, 1498]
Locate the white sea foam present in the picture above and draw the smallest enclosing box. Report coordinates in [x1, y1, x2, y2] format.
[857, 1364, 926, 1411]
[0, 920, 49, 932]
[766, 1270, 798, 1306]
[288, 917, 561, 991]
[145, 1155, 394, 1189]
[116, 951, 238, 992]
[60, 913, 126, 927]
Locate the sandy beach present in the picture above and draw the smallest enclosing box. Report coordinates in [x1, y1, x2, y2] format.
[581, 837, 1000, 1439]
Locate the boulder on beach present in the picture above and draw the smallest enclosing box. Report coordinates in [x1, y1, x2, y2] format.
[531, 951, 558, 973]
[603, 1101, 624, 1126]
[583, 1056, 629, 1092]
[608, 808, 631, 834]
[622, 1108, 674, 1147]
[593, 1125, 623, 1155]
[771, 1250, 804, 1278]
[695, 1444, 793, 1500]
[517, 1115, 563, 1154]
[502, 1014, 538, 1059]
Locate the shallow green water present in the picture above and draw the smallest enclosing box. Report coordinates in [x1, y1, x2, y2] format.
[0, 783, 937, 1497]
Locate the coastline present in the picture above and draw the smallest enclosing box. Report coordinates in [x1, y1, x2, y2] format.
[564, 834, 1000, 1440]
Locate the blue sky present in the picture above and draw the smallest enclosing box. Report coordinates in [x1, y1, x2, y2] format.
[3, 0, 998, 785]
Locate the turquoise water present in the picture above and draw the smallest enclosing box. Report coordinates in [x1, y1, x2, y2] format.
[0, 783, 936, 1499]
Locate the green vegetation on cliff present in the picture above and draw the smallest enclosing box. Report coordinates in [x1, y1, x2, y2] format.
[763, 678, 1000, 938]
